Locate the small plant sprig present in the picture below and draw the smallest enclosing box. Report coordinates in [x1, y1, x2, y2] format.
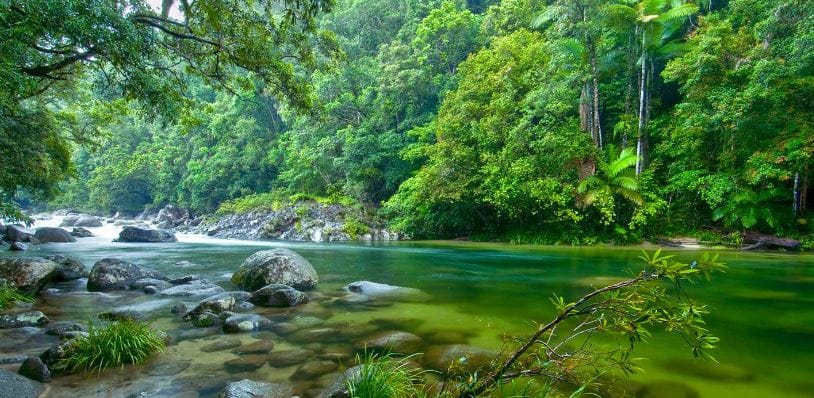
[60, 319, 166, 374]
[347, 352, 424, 398]
[461, 250, 726, 397]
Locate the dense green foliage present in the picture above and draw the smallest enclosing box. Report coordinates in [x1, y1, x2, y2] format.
[6, 0, 812, 243]
[0, 284, 32, 309]
[60, 320, 166, 374]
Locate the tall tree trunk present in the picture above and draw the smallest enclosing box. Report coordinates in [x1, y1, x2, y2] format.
[635, 31, 647, 175]
[590, 46, 602, 149]
[580, 84, 592, 134]
[623, 32, 635, 149]
[794, 172, 800, 216]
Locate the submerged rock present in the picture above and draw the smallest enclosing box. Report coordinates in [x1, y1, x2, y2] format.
[159, 280, 225, 297]
[0, 368, 43, 398]
[200, 338, 242, 353]
[423, 344, 497, 374]
[33, 227, 76, 243]
[44, 255, 88, 281]
[0, 257, 60, 294]
[232, 248, 318, 291]
[224, 354, 268, 373]
[233, 340, 274, 355]
[343, 281, 429, 302]
[221, 379, 294, 398]
[250, 284, 309, 307]
[0, 311, 48, 329]
[87, 258, 169, 291]
[357, 331, 423, 355]
[291, 360, 339, 380]
[115, 226, 177, 243]
[267, 348, 315, 367]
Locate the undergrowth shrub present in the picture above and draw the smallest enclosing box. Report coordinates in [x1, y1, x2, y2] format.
[60, 320, 165, 374]
[0, 284, 32, 309]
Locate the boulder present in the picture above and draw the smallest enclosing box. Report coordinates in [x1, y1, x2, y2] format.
[40, 339, 79, 375]
[0, 368, 43, 398]
[131, 278, 173, 292]
[0, 257, 60, 294]
[220, 379, 294, 398]
[423, 344, 497, 374]
[73, 216, 103, 227]
[183, 292, 237, 321]
[232, 248, 318, 291]
[33, 227, 76, 244]
[223, 314, 272, 333]
[87, 258, 169, 291]
[344, 281, 429, 302]
[319, 365, 364, 398]
[115, 226, 177, 243]
[250, 284, 310, 307]
[0, 312, 49, 329]
[70, 227, 93, 238]
[357, 331, 423, 355]
[18, 356, 51, 383]
[44, 322, 87, 337]
[44, 255, 88, 281]
[58, 216, 80, 227]
[6, 225, 34, 242]
[9, 242, 27, 251]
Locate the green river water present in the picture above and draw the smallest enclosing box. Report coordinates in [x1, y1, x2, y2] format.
[1, 231, 813, 398]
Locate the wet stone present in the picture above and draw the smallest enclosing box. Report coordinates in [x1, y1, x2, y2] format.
[221, 379, 294, 398]
[171, 303, 190, 314]
[0, 368, 43, 398]
[44, 321, 87, 337]
[291, 360, 339, 380]
[357, 331, 423, 355]
[232, 340, 274, 355]
[0, 311, 49, 329]
[288, 327, 343, 344]
[224, 354, 268, 373]
[200, 338, 243, 353]
[223, 314, 272, 333]
[17, 356, 51, 383]
[267, 348, 315, 367]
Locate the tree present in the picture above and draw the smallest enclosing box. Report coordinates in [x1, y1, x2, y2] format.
[0, 0, 336, 219]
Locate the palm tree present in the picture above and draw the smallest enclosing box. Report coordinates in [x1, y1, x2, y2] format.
[577, 146, 644, 209]
[602, 0, 699, 174]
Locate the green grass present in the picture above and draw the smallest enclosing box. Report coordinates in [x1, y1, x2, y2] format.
[347, 352, 424, 398]
[60, 320, 166, 374]
[0, 284, 32, 309]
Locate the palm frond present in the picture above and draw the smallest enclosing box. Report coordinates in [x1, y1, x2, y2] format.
[657, 3, 699, 23]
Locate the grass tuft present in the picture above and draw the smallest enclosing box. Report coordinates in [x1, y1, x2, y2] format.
[0, 284, 32, 309]
[60, 320, 166, 374]
[347, 352, 424, 398]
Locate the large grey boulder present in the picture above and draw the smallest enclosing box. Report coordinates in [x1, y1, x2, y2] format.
[0, 368, 43, 398]
[6, 225, 34, 242]
[232, 249, 318, 291]
[33, 227, 76, 243]
[44, 255, 88, 281]
[222, 313, 272, 333]
[220, 379, 294, 398]
[0, 257, 60, 294]
[87, 258, 169, 291]
[115, 226, 177, 243]
[73, 216, 103, 227]
[250, 284, 309, 307]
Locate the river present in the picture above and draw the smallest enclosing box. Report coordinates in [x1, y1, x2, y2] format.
[1, 217, 812, 397]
